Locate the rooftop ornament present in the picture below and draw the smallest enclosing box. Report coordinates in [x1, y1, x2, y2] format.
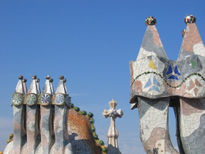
[184, 15, 196, 24]
[103, 99, 123, 154]
[130, 14, 205, 154]
[145, 16, 157, 25]
[3, 15, 205, 154]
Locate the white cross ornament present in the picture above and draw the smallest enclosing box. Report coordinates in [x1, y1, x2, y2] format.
[103, 99, 123, 153]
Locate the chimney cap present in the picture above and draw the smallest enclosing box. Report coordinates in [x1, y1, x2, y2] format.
[59, 75, 64, 80]
[185, 15, 196, 24]
[18, 75, 23, 80]
[46, 75, 50, 80]
[32, 75, 37, 79]
[145, 16, 156, 25]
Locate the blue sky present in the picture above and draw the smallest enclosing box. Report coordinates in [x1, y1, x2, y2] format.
[0, 1, 205, 153]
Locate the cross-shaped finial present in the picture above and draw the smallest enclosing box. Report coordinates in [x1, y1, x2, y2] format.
[103, 99, 123, 154]
[103, 99, 123, 119]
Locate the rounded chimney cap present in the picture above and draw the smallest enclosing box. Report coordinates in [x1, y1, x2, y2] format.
[18, 75, 23, 80]
[46, 75, 50, 80]
[185, 15, 196, 24]
[59, 75, 64, 80]
[145, 16, 157, 25]
[32, 75, 37, 79]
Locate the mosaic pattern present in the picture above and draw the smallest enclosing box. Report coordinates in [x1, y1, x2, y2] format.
[179, 98, 205, 154]
[186, 79, 202, 96]
[12, 93, 24, 106]
[130, 15, 205, 154]
[144, 76, 160, 92]
[138, 98, 178, 154]
[145, 16, 156, 25]
[190, 60, 197, 69]
[149, 59, 157, 69]
[184, 15, 196, 24]
[54, 94, 65, 105]
[132, 71, 205, 89]
[25, 94, 37, 106]
[40, 94, 51, 105]
[130, 15, 205, 100]
[166, 65, 181, 80]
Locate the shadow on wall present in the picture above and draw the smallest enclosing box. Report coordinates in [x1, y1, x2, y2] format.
[108, 144, 121, 154]
[69, 133, 101, 154]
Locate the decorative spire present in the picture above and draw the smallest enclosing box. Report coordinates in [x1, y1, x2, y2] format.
[54, 76, 69, 106]
[103, 99, 123, 154]
[184, 15, 196, 24]
[178, 15, 205, 60]
[12, 75, 25, 106]
[145, 16, 157, 25]
[56, 76, 67, 94]
[42, 75, 52, 95]
[40, 75, 53, 106]
[28, 75, 38, 94]
[15, 75, 24, 94]
[136, 16, 168, 61]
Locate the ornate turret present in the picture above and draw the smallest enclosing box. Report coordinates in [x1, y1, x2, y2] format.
[177, 15, 205, 154]
[129, 16, 179, 154]
[178, 15, 205, 60]
[130, 16, 169, 110]
[130, 15, 205, 154]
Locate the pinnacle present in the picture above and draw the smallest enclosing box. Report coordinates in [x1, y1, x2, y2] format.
[136, 17, 168, 61]
[178, 15, 205, 60]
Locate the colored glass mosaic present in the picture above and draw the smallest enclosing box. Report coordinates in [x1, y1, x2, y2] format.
[145, 16, 156, 25]
[40, 94, 51, 105]
[54, 94, 65, 105]
[185, 15, 196, 24]
[26, 94, 37, 106]
[12, 93, 24, 106]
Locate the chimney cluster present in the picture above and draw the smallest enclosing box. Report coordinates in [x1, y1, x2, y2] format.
[9, 75, 73, 154]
